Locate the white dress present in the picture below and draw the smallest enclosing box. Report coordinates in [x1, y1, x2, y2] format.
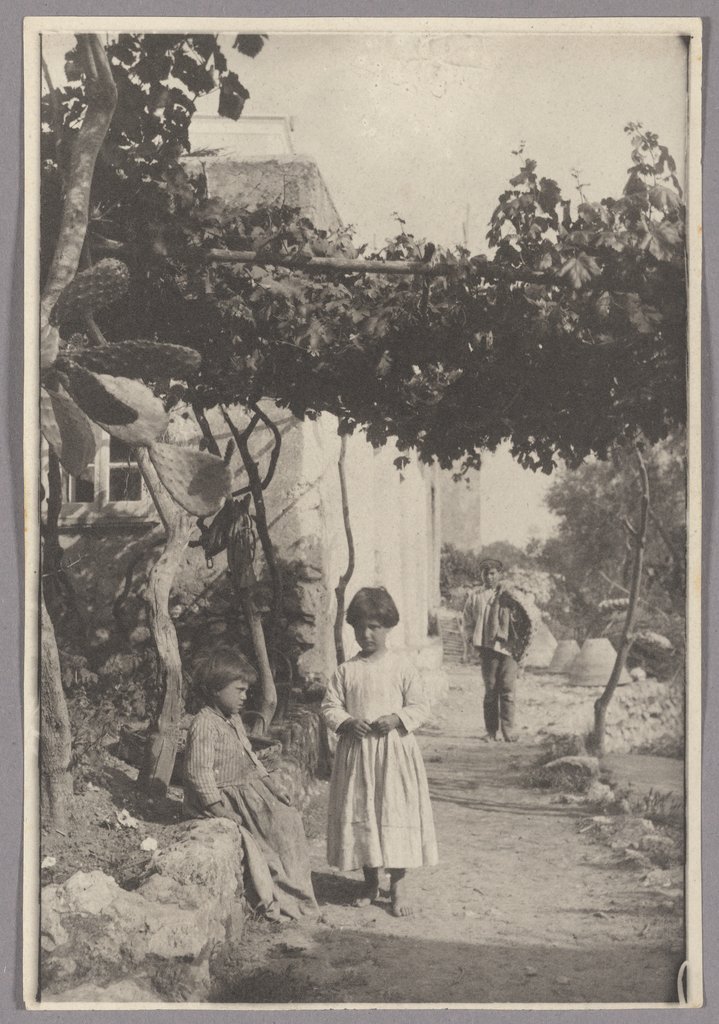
[321, 651, 438, 871]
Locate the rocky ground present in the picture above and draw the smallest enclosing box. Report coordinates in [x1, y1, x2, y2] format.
[41, 662, 685, 1006]
[209, 664, 685, 1006]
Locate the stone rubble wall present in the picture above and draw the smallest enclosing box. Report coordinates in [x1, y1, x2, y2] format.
[522, 671, 684, 755]
[41, 819, 245, 1004]
[268, 704, 333, 808]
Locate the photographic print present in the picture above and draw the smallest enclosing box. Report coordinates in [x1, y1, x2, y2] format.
[23, 17, 702, 1009]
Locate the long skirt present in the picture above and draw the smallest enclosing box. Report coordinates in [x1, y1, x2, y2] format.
[219, 779, 317, 920]
[327, 730, 438, 871]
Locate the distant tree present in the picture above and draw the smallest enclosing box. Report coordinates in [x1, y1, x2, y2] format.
[440, 541, 531, 596]
[536, 431, 686, 642]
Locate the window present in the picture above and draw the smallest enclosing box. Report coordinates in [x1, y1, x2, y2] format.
[108, 437, 143, 502]
[63, 458, 95, 504]
[51, 428, 153, 521]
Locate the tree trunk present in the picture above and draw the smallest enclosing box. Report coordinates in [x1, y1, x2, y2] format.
[333, 434, 355, 665]
[42, 450, 86, 635]
[40, 591, 73, 832]
[42, 450, 64, 592]
[134, 449, 194, 795]
[40, 35, 117, 322]
[590, 447, 650, 756]
[38, 35, 117, 827]
[239, 591, 277, 736]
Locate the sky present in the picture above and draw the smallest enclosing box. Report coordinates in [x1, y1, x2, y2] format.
[41, 26, 689, 547]
[206, 30, 689, 250]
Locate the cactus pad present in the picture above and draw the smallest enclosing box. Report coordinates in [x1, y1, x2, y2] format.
[41, 323, 60, 370]
[50, 259, 130, 326]
[148, 442, 232, 516]
[60, 361, 138, 425]
[60, 361, 170, 444]
[93, 374, 170, 445]
[41, 386, 97, 477]
[72, 340, 201, 380]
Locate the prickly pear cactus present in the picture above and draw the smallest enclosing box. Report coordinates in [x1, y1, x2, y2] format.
[72, 340, 201, 380]
[49, 259, 130, 326]
[148, 442, 232, 517]
[41, 387, 97, 478]
[61, 362, 170, 444]
[40, 322, 60, 371]
[93, 374, 170, 445]
[60, 361, 138, 425]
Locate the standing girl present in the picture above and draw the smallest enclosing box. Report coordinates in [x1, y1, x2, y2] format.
[321, 587, 438, 916]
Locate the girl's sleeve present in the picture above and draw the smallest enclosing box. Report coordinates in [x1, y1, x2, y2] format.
[184, 716, 223, 809]
[321, 666, 352, 732]
[397, 659, 431, 733]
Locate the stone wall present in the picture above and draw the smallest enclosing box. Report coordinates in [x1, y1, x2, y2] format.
[522, 671, 684, 756]
[182, 153, 343, 232]
[267, 705, 333, 811]
[41, 819, 246, 1004]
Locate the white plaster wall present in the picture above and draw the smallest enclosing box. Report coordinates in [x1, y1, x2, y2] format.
[248, 407, 440, 673]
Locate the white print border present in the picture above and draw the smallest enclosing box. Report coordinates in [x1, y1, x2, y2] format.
[22, 15, 704, 1011]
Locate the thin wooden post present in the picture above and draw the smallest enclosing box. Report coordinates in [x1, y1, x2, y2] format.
[590, 446, 650, 756]
[134, 449, 194, 795]
[333, 434, 355, 665]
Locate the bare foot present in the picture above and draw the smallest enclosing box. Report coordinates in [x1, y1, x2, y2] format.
[390, 871, 415, 917]
[354, 867, 380, 907]
[391, 899, 415, 917]
[353, 889, 379, 908]
[264, 902, 283, 923]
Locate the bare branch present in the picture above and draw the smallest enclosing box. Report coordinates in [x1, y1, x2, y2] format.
[249, 403, 282, 490]
[191, 402, 221, 457]
[596, 568, 671, 622]
[620, 515, 638, 537]
[333, 434, 356, 664]
[221, 405, 283, 637]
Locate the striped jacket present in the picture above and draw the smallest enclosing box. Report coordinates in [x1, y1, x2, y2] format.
[183, 705, 270, 814]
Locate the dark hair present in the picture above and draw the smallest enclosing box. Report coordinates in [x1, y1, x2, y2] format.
[480, 559, 504, 580]
[192, 646, 258, 703]
[346, 587, 400, 628]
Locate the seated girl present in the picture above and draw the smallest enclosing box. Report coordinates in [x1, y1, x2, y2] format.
[183, 646, 317, 921]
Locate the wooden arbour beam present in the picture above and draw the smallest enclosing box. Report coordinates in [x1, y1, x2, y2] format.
[205, 248, 552, 285]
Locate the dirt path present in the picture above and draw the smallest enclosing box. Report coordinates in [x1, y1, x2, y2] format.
[217, 666, 684, 1005]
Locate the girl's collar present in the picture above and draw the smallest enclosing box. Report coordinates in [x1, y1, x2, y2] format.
[205, 704, 239, 722]
[356, 648, 391, 662]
